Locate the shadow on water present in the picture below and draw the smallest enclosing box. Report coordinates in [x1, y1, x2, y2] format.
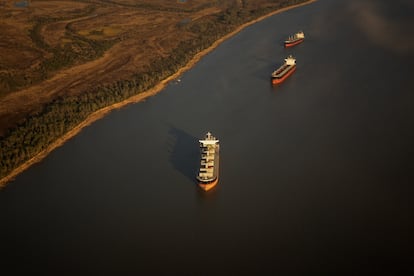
[167, 126, 199, 185]
[254, 61, 275, 81]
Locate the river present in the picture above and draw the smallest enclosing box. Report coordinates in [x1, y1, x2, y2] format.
[1, 0, 413, 274]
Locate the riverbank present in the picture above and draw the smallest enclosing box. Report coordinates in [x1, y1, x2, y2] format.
[0, 0, 317, 189]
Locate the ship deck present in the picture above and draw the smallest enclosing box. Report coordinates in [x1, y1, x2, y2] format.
[272, 64, 294, 78]
[197, 145, 219, 183]
[285, 37, 303, 43]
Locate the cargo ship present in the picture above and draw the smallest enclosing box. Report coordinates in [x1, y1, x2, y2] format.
[271, 55, 296, 85]
[284, 31, 305, 47]
[196, 132, 220, 191]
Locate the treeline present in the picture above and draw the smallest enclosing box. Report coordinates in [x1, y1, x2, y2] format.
[0, 0, 309, 181]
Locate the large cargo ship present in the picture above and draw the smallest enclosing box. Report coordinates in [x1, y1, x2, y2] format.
[271, 55, 296, 85]
[196, 132, 220, 191]
[284, 31, 305, 47]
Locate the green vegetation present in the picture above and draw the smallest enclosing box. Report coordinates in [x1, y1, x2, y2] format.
[0, 0, 309, 181]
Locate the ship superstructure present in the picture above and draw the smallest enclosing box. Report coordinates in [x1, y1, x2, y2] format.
[284, 31, 305, 47]
[271, 55, 296, 85]
[196, 132, 220, 191]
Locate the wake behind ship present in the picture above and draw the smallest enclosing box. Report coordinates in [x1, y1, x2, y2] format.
[196, 132, 220, 191]
[284, 31, 305, 47]
[271, 55, 296, 85]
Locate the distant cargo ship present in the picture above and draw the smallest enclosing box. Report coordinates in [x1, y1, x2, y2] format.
[284, 31, 305, 47]
[196, 132, 220, 191]
[271, 55, 296, 85]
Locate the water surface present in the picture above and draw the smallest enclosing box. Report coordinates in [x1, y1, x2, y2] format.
[1, 0, 413, 274]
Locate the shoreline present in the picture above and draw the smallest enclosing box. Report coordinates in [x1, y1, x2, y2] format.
[0, 0, 317, 189]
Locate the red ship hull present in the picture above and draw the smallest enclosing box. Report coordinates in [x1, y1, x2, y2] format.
[198, 177, 218, 191]
[284, 38, 304, 48]
[271, 66, 296, 85]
